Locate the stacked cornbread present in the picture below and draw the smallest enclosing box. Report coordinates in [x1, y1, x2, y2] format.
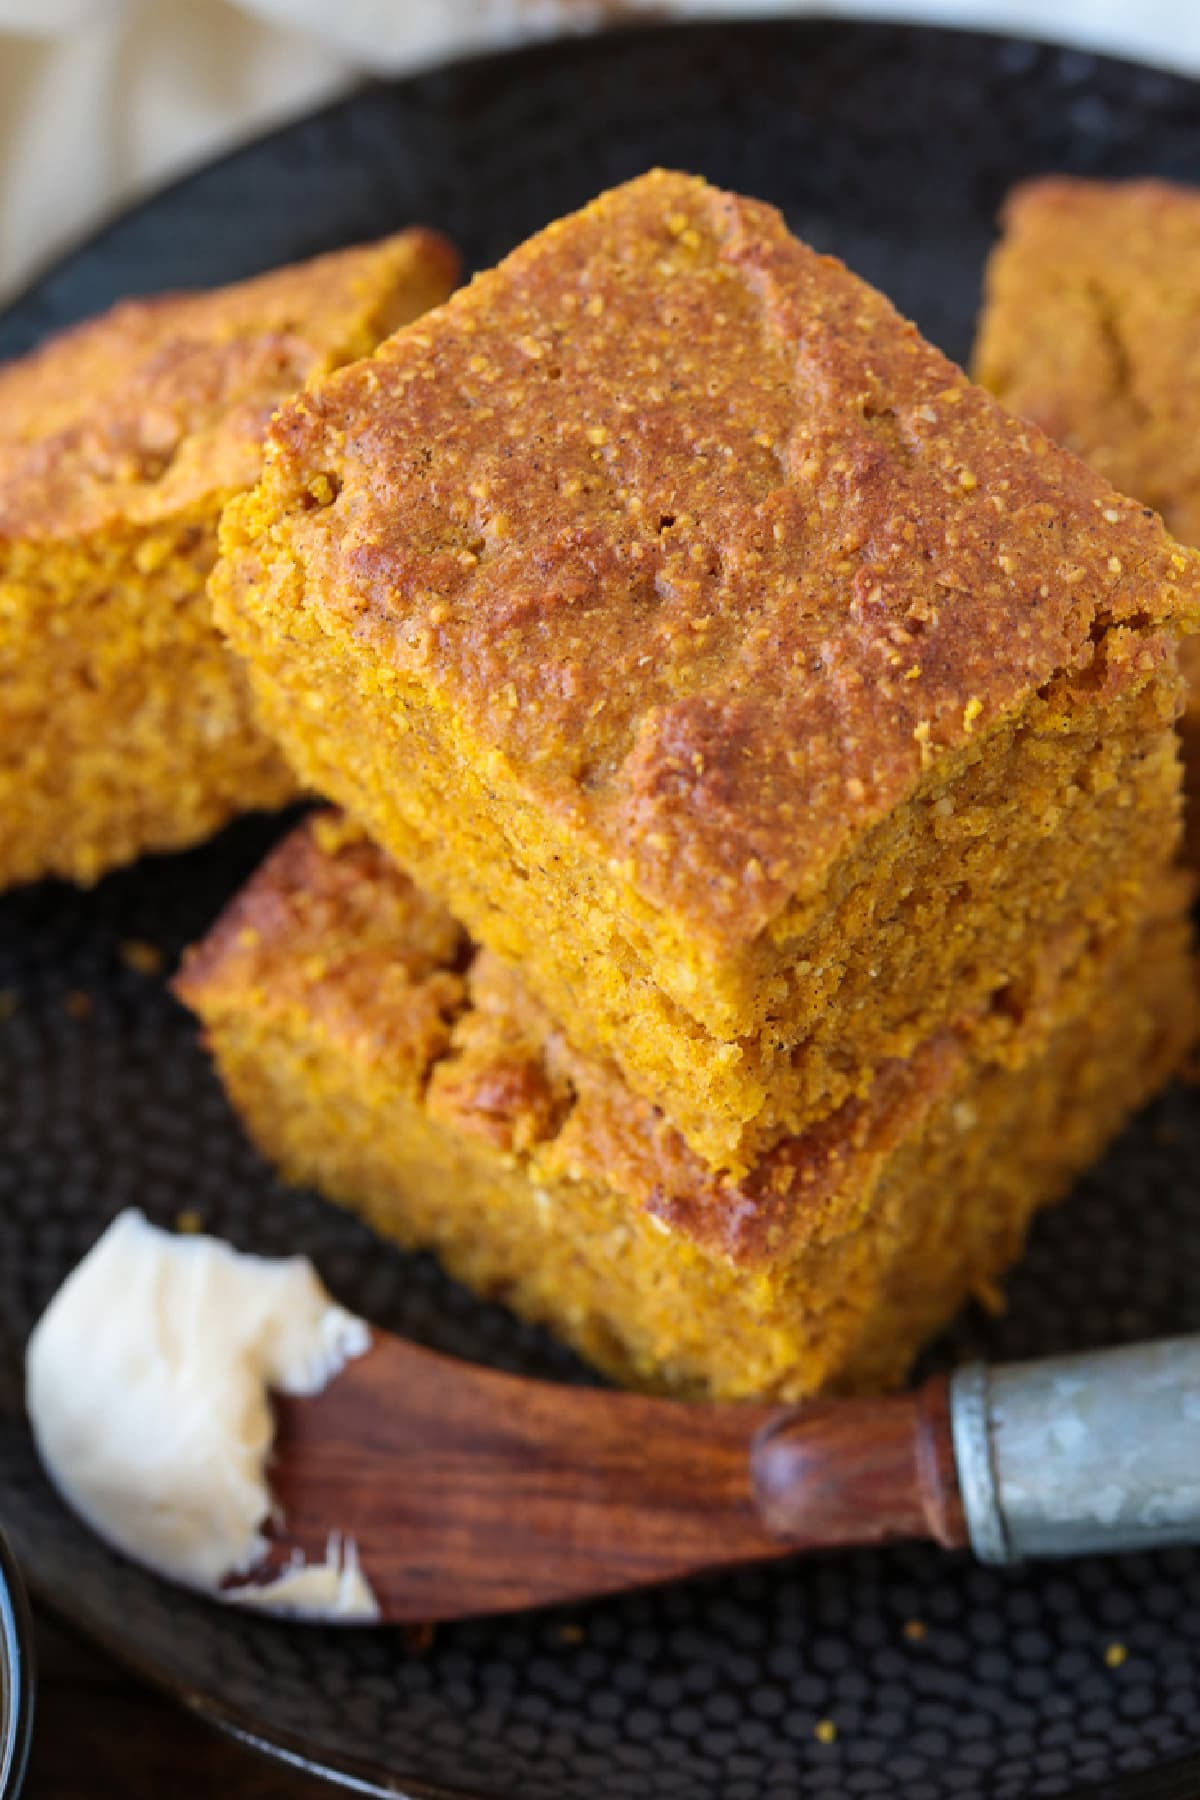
[0, 230, 458, 889]
[179, 172, 1200, 1400]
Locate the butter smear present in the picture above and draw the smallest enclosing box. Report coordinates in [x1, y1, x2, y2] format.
[26, 1209, 377, 1620]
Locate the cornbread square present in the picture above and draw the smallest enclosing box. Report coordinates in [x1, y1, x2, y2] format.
[974, 176, 1200, 847]
[974, 178, 1200, 543]
[214, 170, 1200, 1173]
[175, 814, 1196, 1402]
[0, 229, 458, 889]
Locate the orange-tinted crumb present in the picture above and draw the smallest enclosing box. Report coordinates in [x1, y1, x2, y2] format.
[120, 938, 165, 976]
[975, 175, 1200, 856]
[174, 814, 1196, 1401]
[0, 228, 458, 891]
[215, 170, 1198, 1173]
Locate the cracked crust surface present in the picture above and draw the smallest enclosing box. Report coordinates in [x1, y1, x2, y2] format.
[213, 172, 1199, 1170]
[0, 231, 460, 544]
[217, 170, 1200, 948]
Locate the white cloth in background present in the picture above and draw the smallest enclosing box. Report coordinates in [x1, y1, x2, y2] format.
[1, 0, 1199, 303]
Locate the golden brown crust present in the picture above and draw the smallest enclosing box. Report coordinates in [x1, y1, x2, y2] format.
[0, 229, 459, 544]
[0, 229, 459, 890]
[218, 170, 1200, 948]
[973, 175, 1200, 853]
[974, 176, 1200, 546]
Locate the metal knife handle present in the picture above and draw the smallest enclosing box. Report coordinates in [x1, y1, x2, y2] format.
[950, 1337, 1200, 1564]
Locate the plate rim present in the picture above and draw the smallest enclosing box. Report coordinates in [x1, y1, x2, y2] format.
[0, 1528, 35, 1800]
[0, 7, 1187, 323]
[27, 1569, 479, 1800]
[22, 1551, 1200, 1800]
[4, 15, 1200, 1799]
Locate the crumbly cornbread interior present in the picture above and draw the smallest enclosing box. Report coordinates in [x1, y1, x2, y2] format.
[176, 815, 1196, 1402]
[0, 229, 458, 889]
[974, 174, 1200, 856]
[214, 576, 1187, 1171]
[214, 171, 1200, 1174]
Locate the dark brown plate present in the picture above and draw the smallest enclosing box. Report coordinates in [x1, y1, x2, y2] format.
[2, 20, 1200, 1798]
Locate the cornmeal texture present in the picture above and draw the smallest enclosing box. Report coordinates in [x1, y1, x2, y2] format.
[974, 176, 1200, 852]
[0, 228, 458, 889]
[214, 170, 1200, 1174]
[176, 815, 1196, 1402]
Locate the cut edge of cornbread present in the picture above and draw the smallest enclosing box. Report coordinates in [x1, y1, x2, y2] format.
[0, 229, 460, 890]
[213, 565, 1189, 1170]
[973, 173, 1200, 863]
[175, 814, 1196, 1402]
[0, 513, 299, 888]
[213, 170, 1200, 1172]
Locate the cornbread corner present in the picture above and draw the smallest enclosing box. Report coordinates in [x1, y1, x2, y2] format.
[0, 227, 459, 890]
[973, 174, 1200, 852]
[214, 169, 1200, 1174]
[175, 814, 1197, 1402]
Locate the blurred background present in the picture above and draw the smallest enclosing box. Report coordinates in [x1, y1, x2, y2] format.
[1, 0, 1198, 304]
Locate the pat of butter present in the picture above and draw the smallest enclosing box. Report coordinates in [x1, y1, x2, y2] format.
[232, 1532, 377, 1619]
[25, 1209, 377, 1620]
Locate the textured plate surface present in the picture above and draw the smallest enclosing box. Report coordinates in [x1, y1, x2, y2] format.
[2, 20, 1200, 1800]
